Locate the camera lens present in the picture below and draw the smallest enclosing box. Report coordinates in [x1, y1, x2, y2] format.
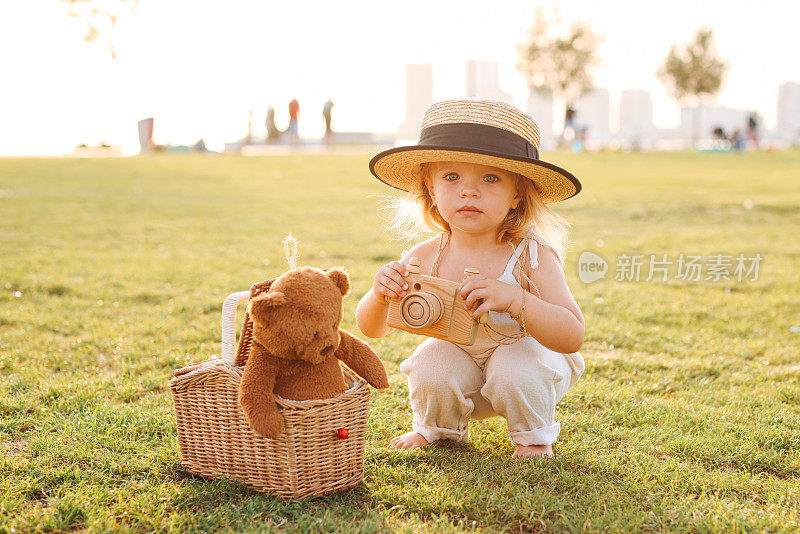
[400, 292, 443, 328]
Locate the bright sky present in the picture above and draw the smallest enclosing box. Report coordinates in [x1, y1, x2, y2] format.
[1, 0, 798, 155]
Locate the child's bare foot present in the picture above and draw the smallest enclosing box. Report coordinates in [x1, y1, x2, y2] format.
[512, 444, 553, 459]
[389, 431, 431, 450]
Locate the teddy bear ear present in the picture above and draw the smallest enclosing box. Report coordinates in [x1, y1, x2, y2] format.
[325, 268, 350, 297]
[248, 291, 287, 319]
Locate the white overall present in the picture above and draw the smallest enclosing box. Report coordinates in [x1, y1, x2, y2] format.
[399, 231, 585, 446]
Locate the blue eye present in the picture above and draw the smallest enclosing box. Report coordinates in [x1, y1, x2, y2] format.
[484, 174, 500, 183]
[444, 173, 459, 182]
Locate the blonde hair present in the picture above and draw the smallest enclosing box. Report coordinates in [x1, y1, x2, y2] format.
[382, 162, 574, 264]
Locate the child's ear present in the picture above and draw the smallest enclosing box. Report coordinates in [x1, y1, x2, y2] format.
[423, 178, 434, 201]
[419, 164, 432, 190]
[511, 176, 524, 209]
[511, 188, 521, 209]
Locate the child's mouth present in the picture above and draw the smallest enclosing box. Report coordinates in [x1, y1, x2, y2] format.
[457, 207, 482, 216]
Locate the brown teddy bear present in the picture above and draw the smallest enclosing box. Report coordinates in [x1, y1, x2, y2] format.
[237, 266, 389, 438]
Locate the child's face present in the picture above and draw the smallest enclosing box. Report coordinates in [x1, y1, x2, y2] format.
[425, 161, 521, 238]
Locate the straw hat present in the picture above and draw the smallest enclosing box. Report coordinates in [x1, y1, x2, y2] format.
[369, 98, 581, 203]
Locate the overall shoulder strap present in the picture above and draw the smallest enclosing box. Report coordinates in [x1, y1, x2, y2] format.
[429, 233, 450, 278]
[502, 239, 527, 278]
[510, 238, 541, 298]
[528, 230, 563, 269]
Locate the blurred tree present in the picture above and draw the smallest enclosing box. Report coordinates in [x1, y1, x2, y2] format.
[658, 27, 728, 148]
[60, 0, 139, 59]
[516, 8, 601, 121]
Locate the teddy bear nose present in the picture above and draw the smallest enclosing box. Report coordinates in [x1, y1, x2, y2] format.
[320, 345, 334, 356]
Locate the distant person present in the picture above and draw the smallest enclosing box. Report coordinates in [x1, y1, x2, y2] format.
[562, 105, 577, 142]
[711, 126, 730, 151]
[572, 125, 587, 153]
[322, 98, 334, 143]
[265, 107, 282, 143]
[245, 109, 254, 146]
[192, 138, 208, 152]
[712, 126, 727, 149]
[747, 113, 759, 150]
[730, 130, 744, 152]
[288, 98, 300, 145]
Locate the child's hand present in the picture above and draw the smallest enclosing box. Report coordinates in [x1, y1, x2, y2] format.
[459, 275, 520, 319]
[373, 261, 409, 301]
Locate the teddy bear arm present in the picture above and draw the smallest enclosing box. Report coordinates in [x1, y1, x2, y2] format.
[334, 329, 389, 389]
[239, 343, 284, 438]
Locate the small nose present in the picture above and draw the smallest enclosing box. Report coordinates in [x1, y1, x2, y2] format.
[460, 180, 480, 197]
[320, 344, 334, 356]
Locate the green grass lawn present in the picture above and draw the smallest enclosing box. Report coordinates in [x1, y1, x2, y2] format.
[1, 150, 799, 533]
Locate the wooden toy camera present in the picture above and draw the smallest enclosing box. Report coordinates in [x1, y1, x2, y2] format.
[386, 257, 482, 345]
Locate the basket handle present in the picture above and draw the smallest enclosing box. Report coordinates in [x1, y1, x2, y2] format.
[221, 291, 251, 365]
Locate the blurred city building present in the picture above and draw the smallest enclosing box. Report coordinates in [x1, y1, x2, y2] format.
[396, 64, 433, 142]
[619, 89, 655, 150]
[137, 118, 155, 152]
[574, 88, 611, 148]
[777, 81, 800, 145]
[526, 88, 555, 151]
[465, 60, 512, 103]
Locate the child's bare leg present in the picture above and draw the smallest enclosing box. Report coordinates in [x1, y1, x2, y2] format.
[389, 431, 431, 450]
[512, 444, 553, 459]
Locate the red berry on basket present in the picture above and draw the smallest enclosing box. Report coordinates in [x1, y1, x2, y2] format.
[337, 428, 349, 439]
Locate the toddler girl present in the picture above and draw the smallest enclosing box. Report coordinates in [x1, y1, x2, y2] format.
[356, 99, 585, 459]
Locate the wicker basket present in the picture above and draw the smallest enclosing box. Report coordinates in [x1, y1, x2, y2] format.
[170, 283, 372, 499]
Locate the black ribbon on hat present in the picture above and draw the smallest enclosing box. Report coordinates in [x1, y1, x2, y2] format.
[418, 122, 539, 160]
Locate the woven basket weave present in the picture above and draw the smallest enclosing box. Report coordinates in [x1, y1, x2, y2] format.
[170, 281, 371, 499]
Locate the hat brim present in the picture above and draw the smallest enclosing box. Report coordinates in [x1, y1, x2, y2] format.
[369, 146, 581, 204]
